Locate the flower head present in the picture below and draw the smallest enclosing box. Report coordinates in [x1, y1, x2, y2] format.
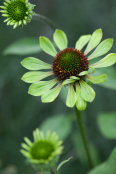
[0, 0, 35, 29]
[20, 129, 63, 172]
[21, 29, 116, 110]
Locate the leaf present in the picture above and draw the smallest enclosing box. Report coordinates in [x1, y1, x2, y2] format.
[39, 114, 72, 140]
[56, 157, 73, 174]
[97, 112, 116, 139]
[72, 133, 100, 167]
[3, 38, 42, 55]
[88, 147, 116, 174]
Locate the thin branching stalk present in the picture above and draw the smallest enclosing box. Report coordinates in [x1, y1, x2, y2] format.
[32, 13, 56, 31]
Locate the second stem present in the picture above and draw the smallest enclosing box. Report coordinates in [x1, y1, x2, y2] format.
[75, 107, 93, 169]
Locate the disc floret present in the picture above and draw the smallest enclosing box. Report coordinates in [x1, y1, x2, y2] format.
[52, 48, 89, 81]
[0, 0, 35, 29]
[20, 129, 63, 172]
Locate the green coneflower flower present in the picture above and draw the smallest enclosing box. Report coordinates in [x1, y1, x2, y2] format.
[0, 0, 35, 29]
[20, 129, 63, 172]
[21, 29, 116, 110]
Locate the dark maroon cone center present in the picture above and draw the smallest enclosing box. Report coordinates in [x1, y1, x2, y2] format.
[52, 48, 89, 81]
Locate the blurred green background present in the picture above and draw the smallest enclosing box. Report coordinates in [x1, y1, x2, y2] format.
[0, 0, 116, 174]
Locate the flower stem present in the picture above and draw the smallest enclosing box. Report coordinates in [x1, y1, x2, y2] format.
[75, 106, 93, 169]
[32, 13, 56, 31]
[50, 169, 56, 174]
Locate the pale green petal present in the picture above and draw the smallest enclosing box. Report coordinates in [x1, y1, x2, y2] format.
[50, 132, 58, 142]
[13, 22, 18, 29]
[88, 39, 113, 60]
[21, 57, 52, 70]
[40, 132, 45, 141]
[55, 140, 63, 148]
[53, 29, 68, 50]
[20, 150, 31, 158]
[86, 74, 107, 84]
[0, 6, 7, 9]
[79, 71, 88, 76]
[30, 159, 41, 164]
[28, 79, 57, 96]
[2, 14, 9, 17]
[80, 80, 95, 102]
[75, 35, 91, 51]
[66, 84, 76, 107]
[22, 71, 53, 83]
[62, 79, 76, 85]
[33, 130, 38, 142]
[4, 18, 10, 22]
[39, 36, 57, 57]
[51, 134, 58, 143]
[70, 76, 80, 80]
[4, 2, 8, 7]
[75, 83, 87, 110]
[91, 53, 116, 68]
[84, 29, 102, 55]
[35, 128, 40, 140]
[88, 67, 95, 74]
[0, 10, 7, 13]
[21, 143, 30, 151]
[24, 137, 33, 147]
[5, 0, 11, 3]
[41, 83, 62, 103]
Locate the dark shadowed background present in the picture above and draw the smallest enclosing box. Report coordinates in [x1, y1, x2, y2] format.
[0, 0, 116, 174]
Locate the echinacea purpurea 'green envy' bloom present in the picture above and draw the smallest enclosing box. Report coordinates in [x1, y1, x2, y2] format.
[0, 0, 35, 29]
[20, 129, 63, 172]
[21, 29, 116, 110]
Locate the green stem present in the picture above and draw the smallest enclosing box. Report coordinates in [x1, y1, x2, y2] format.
[50, 169, 56, 174]
[32, 13, 56, 31]
[75, 106, 93, 169]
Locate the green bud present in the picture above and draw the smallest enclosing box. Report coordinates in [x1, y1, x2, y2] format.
[20, 129, 63, 172]
[0, 0, 35, 29]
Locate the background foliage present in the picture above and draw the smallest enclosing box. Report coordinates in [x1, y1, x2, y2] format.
[0, 0, 116, 174]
